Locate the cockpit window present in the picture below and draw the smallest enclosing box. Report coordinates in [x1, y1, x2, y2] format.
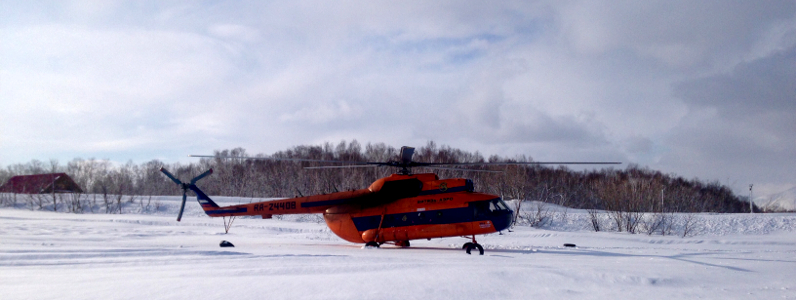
[472, 199, 510, 216]
[494, 199, 509, 211]
[485, 199, 509, 212]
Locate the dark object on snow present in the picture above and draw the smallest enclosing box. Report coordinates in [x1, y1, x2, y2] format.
[563, 243, 576, 248]
[220, 240, 234, 247]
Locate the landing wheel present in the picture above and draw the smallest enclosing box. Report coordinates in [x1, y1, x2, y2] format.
[365, 241, 380, 248]
[395, 240, 410, 247]
[465, 243, 484, 255]
[462, 242, 473, 249]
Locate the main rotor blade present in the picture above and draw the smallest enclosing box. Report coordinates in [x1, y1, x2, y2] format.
[303, 164, 381, 170]
[190, 168, 213, 184]
[189, 155, 364, 165]
[160, 168, 183, 185]
[419, 166, 504, 173]
[177, 191, 187, 222]
[417, 161, 622, 167]
[188, 153, 620, 174]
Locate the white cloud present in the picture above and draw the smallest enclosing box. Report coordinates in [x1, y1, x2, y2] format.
[663, 46, 796, 193]
[1, 0, 795, 196]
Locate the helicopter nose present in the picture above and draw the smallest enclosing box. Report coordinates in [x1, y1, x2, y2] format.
[491, 209, 513, 232]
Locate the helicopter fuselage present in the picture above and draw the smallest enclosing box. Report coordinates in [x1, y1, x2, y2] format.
[194, 173, 513, 244]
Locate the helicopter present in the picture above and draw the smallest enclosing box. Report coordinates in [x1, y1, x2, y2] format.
[161, 146, 619, 255]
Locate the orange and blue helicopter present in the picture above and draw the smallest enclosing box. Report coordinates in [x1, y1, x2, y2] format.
[161, 146, 619, 254]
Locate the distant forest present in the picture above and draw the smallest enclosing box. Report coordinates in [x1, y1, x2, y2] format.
[0, 140, 755, 214]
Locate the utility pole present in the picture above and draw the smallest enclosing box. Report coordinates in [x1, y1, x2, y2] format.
[52, 175, 60, 212]
[749, 184, 754, 214]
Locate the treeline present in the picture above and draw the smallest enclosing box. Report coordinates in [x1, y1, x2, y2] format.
[0, 140, 754, 215]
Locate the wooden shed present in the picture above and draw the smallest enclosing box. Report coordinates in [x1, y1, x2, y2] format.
[0, 173, 84, 194]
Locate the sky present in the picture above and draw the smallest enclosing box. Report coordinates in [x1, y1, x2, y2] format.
[1, 1, 795, 197]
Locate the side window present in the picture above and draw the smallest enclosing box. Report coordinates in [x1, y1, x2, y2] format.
[472, 201, 489, 217]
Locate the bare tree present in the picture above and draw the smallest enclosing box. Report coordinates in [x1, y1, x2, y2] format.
[680, 213, 701, 237]
[1, 141, 753, 224]
[587, 209, 603, 232]
[521, 201, 552, 228]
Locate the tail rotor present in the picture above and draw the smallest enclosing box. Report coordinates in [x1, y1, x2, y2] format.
[160, 168, 214, 222]
[178, 189, 188, 222]
[191, 169, 213, 185]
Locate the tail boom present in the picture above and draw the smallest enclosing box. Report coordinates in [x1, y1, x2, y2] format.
[188, 187, 375, 218]
[187, 185, 249, 216]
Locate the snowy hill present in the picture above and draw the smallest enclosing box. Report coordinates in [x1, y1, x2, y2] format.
[508, 200, 796, 236]
[757, 186, 796, 212]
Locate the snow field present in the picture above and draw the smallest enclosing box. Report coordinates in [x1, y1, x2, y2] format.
[2, 196, 796, 299]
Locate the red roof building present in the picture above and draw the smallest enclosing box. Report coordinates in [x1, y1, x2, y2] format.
[0, 173, 84, 194]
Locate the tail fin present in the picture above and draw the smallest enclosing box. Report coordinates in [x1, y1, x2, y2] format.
[187, 185, 248, 217]
[188, 185, 220, 211]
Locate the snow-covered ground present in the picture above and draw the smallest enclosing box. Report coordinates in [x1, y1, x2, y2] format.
[2, 196, 796, 300]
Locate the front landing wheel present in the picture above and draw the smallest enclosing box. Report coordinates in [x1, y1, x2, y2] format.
[465, 243, 484, 255]
[365, 241, 380, 248]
